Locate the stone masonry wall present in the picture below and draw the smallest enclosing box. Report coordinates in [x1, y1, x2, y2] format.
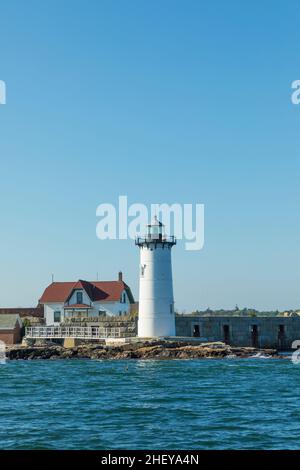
[175, 316, 300, 350]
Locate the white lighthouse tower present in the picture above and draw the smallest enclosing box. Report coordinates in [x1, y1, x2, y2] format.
[136, 217, 176, 337]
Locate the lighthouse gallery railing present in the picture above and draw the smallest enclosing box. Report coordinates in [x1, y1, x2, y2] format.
[135, 235, 176, 245]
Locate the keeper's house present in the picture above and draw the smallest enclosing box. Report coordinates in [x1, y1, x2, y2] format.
[39, 272, 135, 326]
[0, 314, 22, 345]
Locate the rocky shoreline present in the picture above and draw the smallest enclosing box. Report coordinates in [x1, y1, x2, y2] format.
[6, 340, 283, 360]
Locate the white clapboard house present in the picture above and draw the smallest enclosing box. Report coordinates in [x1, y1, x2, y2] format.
[39, 272, 135, 326]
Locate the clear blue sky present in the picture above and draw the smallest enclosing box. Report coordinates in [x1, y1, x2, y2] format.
[0, 0, 299, 311]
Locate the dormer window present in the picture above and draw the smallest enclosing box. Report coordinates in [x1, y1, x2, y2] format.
[76, 291, 83, 304]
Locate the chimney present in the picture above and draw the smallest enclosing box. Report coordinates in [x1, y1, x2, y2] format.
[118, 271, 123, 282]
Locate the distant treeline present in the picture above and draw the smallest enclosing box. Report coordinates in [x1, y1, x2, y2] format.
[179, 306, 299, 317]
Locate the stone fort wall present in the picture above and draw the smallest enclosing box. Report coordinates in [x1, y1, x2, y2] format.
[175, 316, 300, 350]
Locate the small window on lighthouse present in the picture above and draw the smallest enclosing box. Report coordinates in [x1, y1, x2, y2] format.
[170, 303, 174, 314]
[141, 264, 146, 277]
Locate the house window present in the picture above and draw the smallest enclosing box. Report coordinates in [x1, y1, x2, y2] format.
[98, 310, 106, 316]
[121, 292, 126, 303]
[119, 311, 122, 316]
[54, 311, 61, 323]
[76, 291, 83, 304]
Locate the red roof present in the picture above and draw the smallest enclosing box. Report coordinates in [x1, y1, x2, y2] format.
[39, 280, 134, 304]
[0, 306, 43, 318]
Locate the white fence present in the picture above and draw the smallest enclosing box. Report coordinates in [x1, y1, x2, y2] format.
[25, 326, 135, 340]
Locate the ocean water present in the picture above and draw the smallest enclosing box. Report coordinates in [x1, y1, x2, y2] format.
[0, 358, 299, 450]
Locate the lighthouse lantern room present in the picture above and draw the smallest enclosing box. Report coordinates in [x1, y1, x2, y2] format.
[135, 216, 176, 337]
